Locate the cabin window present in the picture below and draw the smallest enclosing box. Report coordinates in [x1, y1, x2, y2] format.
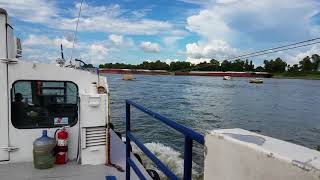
[11, 80, 78, 129]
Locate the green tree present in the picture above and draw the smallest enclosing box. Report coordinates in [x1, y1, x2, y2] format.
[231, 59, 245, 71]
[244, 59, 254, 71]
[249, 60, 254, 71]
[148, 60, 169, 70]
[273, 58, 287, 73]
[137, 61, 151, 69]
[264, 60, 272, 72]
[299, 56, 313, 72]
[311, 54, 320, 71]
[194, 61, 211, 71]
[264, 58, 286, 73]
[220, 60, 232, 71]
[210, 59, 220, 71]
[287, 64, 299, 72]
[82, 64, 94, 68]
[255, 66, 264, 72]
[169, 61, 192, 71]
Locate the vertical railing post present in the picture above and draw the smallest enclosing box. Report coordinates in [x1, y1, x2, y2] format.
[183, 136, 193, 180]
[126, 101, 131, 180]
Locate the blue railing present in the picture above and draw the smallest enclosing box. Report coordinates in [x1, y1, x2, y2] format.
[125, 100, 205, 180]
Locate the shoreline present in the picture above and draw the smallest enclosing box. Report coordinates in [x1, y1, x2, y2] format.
[273, 76, 320, 80]
[272, 72, 320, 80]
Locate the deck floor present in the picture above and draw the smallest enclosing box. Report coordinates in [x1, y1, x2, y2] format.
[0, 161, 124, 180]
[0, 131, 151, 180]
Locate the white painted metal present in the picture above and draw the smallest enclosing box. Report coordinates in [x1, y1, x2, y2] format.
[7, 61, 108, 162]
[6, 17, 15, 59]
[110, 130, 152, 180]
[80, 93, 108, 165]
[0, 10, 9, 161]
[81, 126, 106, 165]
[204, 128, 320, 180]
[0, 60, 9, 161]
[80, 94, 107, 127]
[0, 10, 6, 59]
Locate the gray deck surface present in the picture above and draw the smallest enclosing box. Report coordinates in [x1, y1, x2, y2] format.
[0, 161, 124, 180]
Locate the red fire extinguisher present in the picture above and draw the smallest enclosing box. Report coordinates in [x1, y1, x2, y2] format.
[55, 126, 68, 164]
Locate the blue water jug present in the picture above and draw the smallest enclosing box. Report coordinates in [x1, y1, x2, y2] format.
[33, 130, 56, 169]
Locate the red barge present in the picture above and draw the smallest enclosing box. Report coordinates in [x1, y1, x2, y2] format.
[99, 69, 273, 78]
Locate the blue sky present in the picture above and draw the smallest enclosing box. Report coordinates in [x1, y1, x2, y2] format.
[1, 0, 320, 65]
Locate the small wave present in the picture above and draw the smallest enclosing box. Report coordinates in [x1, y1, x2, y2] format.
[132, 142, 202, 180]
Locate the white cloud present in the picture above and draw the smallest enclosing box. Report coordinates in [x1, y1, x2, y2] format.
[2, 1, 180, 36]
[0, 0, 58, 23]
[163, 58, 181, 64]
[139, 42, 161, 53]
[22, 34, 110, 65]
[187, 9, 233, 41]
[70, 3, 184, 36]
[24, 34, 74, 49]
[163, 36, 183, 47]
[144, 58, 181, 64]
[130, 8, 152, 19]
[178, 0, 212, 5]
[109, 34, 124, 46]
[80, 43, 109, 65]
[90, 44, 108, 55]
[22, 47, 59, 63]
[186, 40, 237, 60]
[185, 0, 320, 61]
[186, 57, 211, 64]
[282, 45, 320, 65]
[107, 34, 135, 50]
[188, 0, 320, 41]
[163, 30, 188, 46]
[22, 34, 76, 63]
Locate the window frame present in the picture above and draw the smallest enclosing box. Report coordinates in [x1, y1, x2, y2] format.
[11, 80, 79, 129]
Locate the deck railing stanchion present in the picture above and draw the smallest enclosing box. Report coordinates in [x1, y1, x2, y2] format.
[184, 135, 193, 180]
[126, 101, 131, 180]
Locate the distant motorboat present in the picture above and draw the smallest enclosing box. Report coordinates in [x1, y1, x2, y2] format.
[223, 76, 232, 80]
[249, 78, 263, 84]
[122, 74, 134, 80]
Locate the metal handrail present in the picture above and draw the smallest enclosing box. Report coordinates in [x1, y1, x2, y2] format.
[126, 99, 205, 180]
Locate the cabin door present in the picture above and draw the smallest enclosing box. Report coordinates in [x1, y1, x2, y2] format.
[0, 62, 9, 161]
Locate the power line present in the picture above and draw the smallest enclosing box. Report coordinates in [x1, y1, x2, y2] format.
[226, 41, 320, 61]
[179, 38, 320, 72]
[224, 38, 320, 61]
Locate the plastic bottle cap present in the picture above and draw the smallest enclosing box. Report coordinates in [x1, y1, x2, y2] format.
[42, 130, 48, 137]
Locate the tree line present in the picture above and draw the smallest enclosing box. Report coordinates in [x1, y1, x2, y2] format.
[98, 54, 320, 73]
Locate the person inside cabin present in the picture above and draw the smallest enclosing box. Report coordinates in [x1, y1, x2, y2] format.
[12, 93, 28, 127]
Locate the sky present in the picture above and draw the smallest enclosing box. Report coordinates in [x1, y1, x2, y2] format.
[1, 0, 320, 66]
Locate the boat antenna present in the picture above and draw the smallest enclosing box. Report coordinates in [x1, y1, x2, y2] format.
[60, 44, 64, 60]
[70, 0, 84, 65]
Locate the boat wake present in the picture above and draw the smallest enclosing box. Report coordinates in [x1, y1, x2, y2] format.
[132, 142, 202, 179]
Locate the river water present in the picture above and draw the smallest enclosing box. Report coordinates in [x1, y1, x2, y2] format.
[106, 74, 320, 178]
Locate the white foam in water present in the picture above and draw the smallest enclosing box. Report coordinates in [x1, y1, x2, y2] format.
[132, 142, 202, 180]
